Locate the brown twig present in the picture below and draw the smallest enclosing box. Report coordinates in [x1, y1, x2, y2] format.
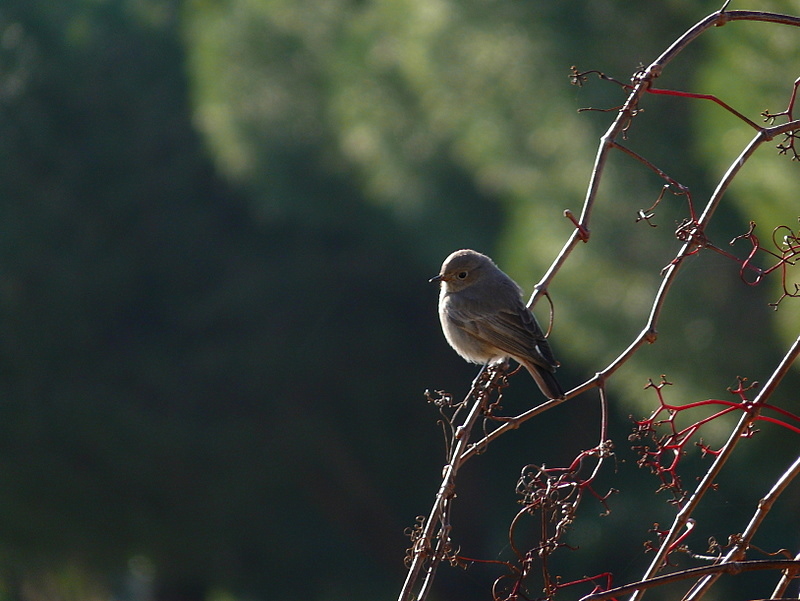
[629, 334, 800, 601]
[772, 550, 800, 599]
[682, 452, 800, 601]
[399, 366, 503, 601]
[578, 559, 800, 601]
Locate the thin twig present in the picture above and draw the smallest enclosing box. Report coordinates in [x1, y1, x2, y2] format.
[399, 366, 499, 601]
[579, 560, 800, 601]
[629, 334, 800, 601]
[682, 452, 800, 601]
[772, 550, 800, 599]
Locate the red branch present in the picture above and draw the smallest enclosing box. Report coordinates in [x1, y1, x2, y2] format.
[630, 376, 800, 507]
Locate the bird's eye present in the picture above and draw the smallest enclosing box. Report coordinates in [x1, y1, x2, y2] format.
[457, 271, 468, 279]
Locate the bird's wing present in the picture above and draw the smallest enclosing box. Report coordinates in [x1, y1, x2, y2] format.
[448, 300, 559, 371]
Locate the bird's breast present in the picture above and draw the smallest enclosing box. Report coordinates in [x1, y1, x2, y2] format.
[438, 292, 499, 364]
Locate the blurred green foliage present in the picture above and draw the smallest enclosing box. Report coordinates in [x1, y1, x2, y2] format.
[0, 0, 798, 600]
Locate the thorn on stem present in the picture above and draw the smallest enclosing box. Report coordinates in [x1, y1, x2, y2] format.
[565, 210, 590, 242]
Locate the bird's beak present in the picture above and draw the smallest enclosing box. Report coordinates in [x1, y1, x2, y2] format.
[429, 274, 444, 283]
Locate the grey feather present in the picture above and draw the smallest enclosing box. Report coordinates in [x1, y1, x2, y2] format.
[431, 249, 565, 399]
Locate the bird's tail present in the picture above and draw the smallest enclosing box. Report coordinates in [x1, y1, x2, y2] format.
[523, 361, 565, 400]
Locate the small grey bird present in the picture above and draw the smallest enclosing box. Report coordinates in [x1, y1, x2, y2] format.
[430, 249, 565, 399]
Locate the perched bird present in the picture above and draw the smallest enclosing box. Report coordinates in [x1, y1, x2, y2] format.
[430, 249, 565, 399]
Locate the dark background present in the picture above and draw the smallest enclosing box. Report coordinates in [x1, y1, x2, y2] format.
[0, 1, 798, 600]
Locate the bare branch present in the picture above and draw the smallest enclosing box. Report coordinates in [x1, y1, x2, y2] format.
[630, 335, 800, 601]
[403, 7, 800, 600]
[579, 559, 800, 601]
[682, 452, 800, 601]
